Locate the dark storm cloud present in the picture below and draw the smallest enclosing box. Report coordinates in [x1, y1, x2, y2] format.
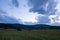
[37, 15, 50, 24]
[0, 10, 19, 23]
[28, 0, 57, 15]
[12, 0, 19, 8]
[0, 15, 19, 23]
[0, 10, 7, 14]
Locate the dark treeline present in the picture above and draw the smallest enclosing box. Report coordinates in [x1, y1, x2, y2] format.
[0, 23, 60, 31]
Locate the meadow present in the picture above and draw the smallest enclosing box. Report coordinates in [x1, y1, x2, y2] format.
[0, 29, 60, 40]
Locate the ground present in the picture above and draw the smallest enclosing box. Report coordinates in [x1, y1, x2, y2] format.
[0, 29, 60, 40]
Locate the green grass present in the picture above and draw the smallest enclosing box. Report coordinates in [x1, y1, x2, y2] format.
[0, 29, 60, 40]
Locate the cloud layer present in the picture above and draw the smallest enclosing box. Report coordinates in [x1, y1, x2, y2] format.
[0, 0, 20, 24]
[28, 0, 57, 15]
[0, 0, 60, 25]
[12, 0, 19, 8]
[28, 0, 60, 25]
[0, 9, 19, 23]
[37, 15, 50, 24]
[0, 15, 19, 23]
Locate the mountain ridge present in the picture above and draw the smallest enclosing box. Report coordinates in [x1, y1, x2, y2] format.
[0, 23, 60, 30]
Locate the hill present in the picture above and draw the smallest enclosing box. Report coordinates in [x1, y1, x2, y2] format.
[0, 23, 60, 30]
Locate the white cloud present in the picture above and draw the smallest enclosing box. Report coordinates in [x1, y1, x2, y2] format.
[0, 0, 39, 24]
[47, 0, 60, 25]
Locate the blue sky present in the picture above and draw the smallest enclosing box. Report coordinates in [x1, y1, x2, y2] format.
[0, 0, 60, 25]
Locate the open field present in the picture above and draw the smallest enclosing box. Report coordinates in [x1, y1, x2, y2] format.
[0, 29, 60, 40]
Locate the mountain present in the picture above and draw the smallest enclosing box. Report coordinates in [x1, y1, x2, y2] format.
[0, 23, 60, 30]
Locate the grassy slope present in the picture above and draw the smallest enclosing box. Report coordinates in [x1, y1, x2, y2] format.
[0, 29, 60, 40]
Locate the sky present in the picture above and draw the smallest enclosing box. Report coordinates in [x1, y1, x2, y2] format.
[0, 0, 60, 25]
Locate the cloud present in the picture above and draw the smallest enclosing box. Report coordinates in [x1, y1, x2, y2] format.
[0, 10, 7, 15]
[51, 22, 60, 26]
[28, 0, 57, 15]
[0, 0, 59, 25]
[49, 15, 60, 23]
[0, 0, 22, 24]
[0, 10, 20, 23]
[0, 15, 19, 23]
[28, 0, 59, 25]
[12, 0, 19, 8]
[37, 15, 50, 24]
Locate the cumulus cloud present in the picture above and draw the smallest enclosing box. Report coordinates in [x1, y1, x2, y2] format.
[28, 0, 57, 15]
[0, 10, 7, 15]
[49, 15, 60, 23]
[37, 15, 50, 24]
[0, 15, 19, 23]
[28, 0, 60, 25]
[0, 0, 59, 25]
[12, 0, 19, 8]
[0, 0, 22, 24]
[0, 9, 20, 23]
[0, 2, 19, 23]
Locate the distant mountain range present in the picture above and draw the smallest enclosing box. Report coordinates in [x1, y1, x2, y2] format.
[0, 23, 60, 30]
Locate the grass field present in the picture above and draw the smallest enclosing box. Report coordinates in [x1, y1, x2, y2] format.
[0, 29, 60, 40]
